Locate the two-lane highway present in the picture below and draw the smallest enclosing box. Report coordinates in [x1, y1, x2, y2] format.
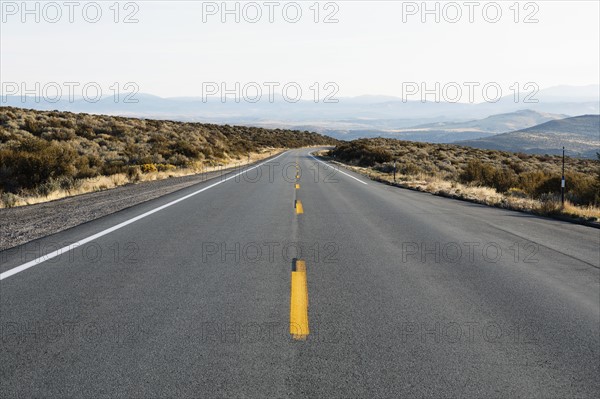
[1, 148, 598, 398]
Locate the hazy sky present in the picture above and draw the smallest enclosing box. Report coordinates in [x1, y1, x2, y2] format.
[1, 0, 599, 101]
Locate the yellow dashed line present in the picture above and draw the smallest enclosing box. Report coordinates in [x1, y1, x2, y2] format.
[295, 259, 306, 272]
[290, 259, 309, 340]
[290, 163, 307, 340]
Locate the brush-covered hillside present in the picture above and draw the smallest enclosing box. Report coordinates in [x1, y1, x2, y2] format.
[331, 138, 599, 207]
[0, 107, 338, 197]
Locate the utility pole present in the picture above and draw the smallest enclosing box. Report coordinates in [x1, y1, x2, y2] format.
[561, 146, 565, 207]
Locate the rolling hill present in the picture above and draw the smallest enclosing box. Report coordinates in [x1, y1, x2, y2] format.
[0, 106, 338, 196]
[455, 115, 600, 158]
[384, 110, 567, 143]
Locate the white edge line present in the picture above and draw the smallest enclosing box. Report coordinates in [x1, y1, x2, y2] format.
[0, 151, 289, 281]
[309, 153, 368, 185]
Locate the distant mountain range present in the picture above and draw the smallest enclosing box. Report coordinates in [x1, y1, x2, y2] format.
[405, 109, 567, 132]
[2, 85, 598, 156]
[1, 85, 598, 139]
[455, 115, 600, 158]
[380, 110, 567, 143]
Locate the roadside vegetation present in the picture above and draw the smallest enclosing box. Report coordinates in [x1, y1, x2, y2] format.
[0, 107, 338, 207]
[326, 138, 600, 222]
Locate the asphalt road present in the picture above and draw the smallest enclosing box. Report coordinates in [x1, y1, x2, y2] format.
[1, 148, 598, 398]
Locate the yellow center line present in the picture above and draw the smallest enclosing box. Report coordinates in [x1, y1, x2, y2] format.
[295, 183, 300, 189]
[295, 259, 306, 272]
[295, 200, 304, 214]
[290, 259, 309, 340]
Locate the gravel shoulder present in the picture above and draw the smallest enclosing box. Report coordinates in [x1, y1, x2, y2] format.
[0, 166, 246, 251]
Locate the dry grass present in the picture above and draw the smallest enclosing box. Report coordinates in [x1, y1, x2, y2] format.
[3, 175, 125, 207]
[562, 202, 600, 220]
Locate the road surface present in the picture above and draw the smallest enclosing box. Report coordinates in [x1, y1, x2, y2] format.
[1, 148, 598, 398]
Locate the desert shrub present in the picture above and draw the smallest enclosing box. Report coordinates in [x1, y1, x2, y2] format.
[1, 192, 18, 208]
[76, 125, 95, 139]
[167, 153, 191, 166]
[0, 138, 79, 192]
[519, 171, 548, 197]
[141, 163, 158, 173]
[157, 164, 177, 172]
[490, 167, 518, 193]
[459, 159, 519, 193]
[41, 128, 77, 141]
[56, 176, 83, 192]
[35, 178, 60, 197]
[400, 162, 424, 176]
[507, 188, 528, 198]
[361, 147, 393, 166]
[538, 155, 553, 162]
[533, 175, 562, 197]
[438, 161, 457, 175]
[375, 163, 395, 174]
[74, 155, 101, 179]
[507, 160, 525, 174]
[23, 118, 43, 135]
[126, 166, 141, 182]
[537, 193, 562, 214]
[460, 159, 483, 183]
[414, 149, 429, 160]
[459, 159, 496, 187]
[101, 160, 128, 176]
[212, 148, 226, 159]
[331, 141, 393, 167]
[170, 140, 201, 158]
[565, 172, 597, 205]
